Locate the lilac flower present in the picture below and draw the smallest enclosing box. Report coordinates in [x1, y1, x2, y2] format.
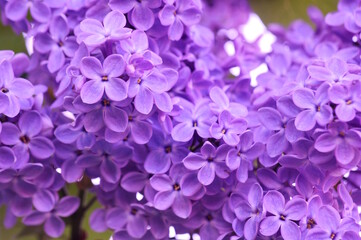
[0, 60, 34, 117]
[144, 128, 188, 174]
[79, 11, 132, 46]
[183, 142, 230, 186]
[151, 164, 203, 218]
[210, 111, 247, 146]
[328, 82, 361, 122]
[307, 58, 354, 83]
[314, 122, 361, 165]
[109, 0, 162, 31]
[0, 111, 54, 163]
[5, 0, 51, 23]
[159, 0, 202, 40]
[305, 205, 360, 240]
[128, 69, 173, 115]
[80, 54, 128, 104]
[233, 183, 264, 240]
[23, 196, 80, 238]
[172, 99, 215, 142]
[292, 83, 333, 131]
[259, 190, 307, 239]
[226, 131, 264, 182]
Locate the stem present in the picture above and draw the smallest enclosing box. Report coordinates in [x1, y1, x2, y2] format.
[70, 190, 85, 240]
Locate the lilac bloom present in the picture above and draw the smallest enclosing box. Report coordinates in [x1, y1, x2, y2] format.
[159, 0, 202, 40]
[300, 196, 322, 234]
[314, 122, 361, 165]
[76, 140, 132, 184]
[80, 54, 128, 104]
[234, 183, 264, 240]
[0, 163, 43, 198]
[257, 107, 301, 157]
[73, 96, 128, 133]
[305, 205, 360, 240]
[5, 0, 51, 23]
[150, 164, 203, 218]
[325, 0, 361, 33]
[172, 99, 215, 142]
[292, 83, 333, 131]
[183, 142, 230, 186]
[209, 86, 248, 117]
[34, 15, 78, 73]
[144, 128, 188, 174]
[79, 10, 132, 46]
[259, 191, 307, 239]
[328, 82, 361, 122]
[104, 204, 149, 239]
[0, 60, 34, 117]
[128, 69, 173, 115]
[0, 146, 16, 169]
[307, 58, 354, 83]
[23, 196, 80, 238]
[0, 111, 54, 163]
[226, 131, 264, 182]
[109, 0, 161, 31]
[104, 106, 153, 144]
[210, 110, 247, 146]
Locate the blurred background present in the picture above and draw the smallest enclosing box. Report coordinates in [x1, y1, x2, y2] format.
[0, 0, 337, 239]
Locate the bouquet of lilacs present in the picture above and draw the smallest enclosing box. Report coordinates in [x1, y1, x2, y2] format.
[0, 0, 360, 239]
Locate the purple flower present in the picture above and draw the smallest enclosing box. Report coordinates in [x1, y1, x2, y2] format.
[234, 183, 264, 240]
[128, 69, 173, 115]
[159, 0, 202, 40]
[183, 141, 230, 186]
[79, 10, 132, 46]
[210, 110, 247, 146]
[0, 111, 55, 163]
[307, 58, 354, 83]
[314, 122, 361, 165]
[144, 128, 188, 174]
[34, 15, 78, 73]
[172, 99, 215, 142]
[0, 60, 34, 117]
[292, 83, 333, 131]
[305, 205, 360, 240]
[80, 54, 128, 104]
[109, 0, 162, 31]
[259, 190, 307, 239]
[226, 131, 264, 182]
[150, 164, 203, 218]
[328, 82, 361, 122]
[5, 0, 51, 23]
[23, 196, 80, 238]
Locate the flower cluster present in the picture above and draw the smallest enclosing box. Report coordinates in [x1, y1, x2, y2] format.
[0, 0, 360, 239]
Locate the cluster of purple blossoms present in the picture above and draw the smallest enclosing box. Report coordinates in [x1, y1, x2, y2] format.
[0, 0, 360, 239]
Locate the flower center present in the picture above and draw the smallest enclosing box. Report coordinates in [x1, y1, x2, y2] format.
[102, 76, 108, 81]
[58, 41, 64, 47]
[173, 183, 180, 191]
[130, 208, 138, 215]
[316, 105, 321, 112]
[137, 78, 142, 84]
[192, 121, 198, 127]
[330, 233, 336, 239]
[339, 131, 345, 137]
[221, 129, 227, 134]
[20, 135, 30, 144]
[346, 99, 352, 105]
[307, 218, 316, 229]
[205, 214, 213, 221]
[128, 116, 133, 122]
[207, 157, 213, 162]
[101, 99, 110, 107]
[165, 146, 172, 153]
[279, 214, 286, 221]
[1, 88, 9, 93]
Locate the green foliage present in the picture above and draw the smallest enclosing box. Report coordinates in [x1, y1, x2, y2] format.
[249, 0, 338, 26]
[0, 24, 26, 53]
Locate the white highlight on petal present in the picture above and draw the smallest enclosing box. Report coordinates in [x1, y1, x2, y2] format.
[169, 226, 176, 238]
[192, 233, 201, 240]
[230, 66, 241, 77]
[56, 168, 62, 174]
[176, 233, 191, 240]
[358, 206, 361, 214]
[91, 177, 101, 186]
[224, 41, 236, 56]
[291, 182, 296, 187]
[24, 34, 34, 55]
[62, 111, 76, 121]
[259, 32, 276, 53]
[343, 171, 350, 178]
[240, 13, 266, 42]
[249, 63, 268, 87]
[136, 192, 144, 201]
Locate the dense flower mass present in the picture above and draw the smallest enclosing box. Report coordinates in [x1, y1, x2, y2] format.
[0, 0, 360, 239]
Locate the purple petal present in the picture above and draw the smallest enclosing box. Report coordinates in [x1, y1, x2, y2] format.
[121, 172, 147, 192]
[267, 131, 289, 157]
[30, 2, 51, 23]
[154, 190, 176, 210]
[131, 4, 154, 31]
[32, 189, 56, 212]
[100, 158, 121, 183]
[130, 120, 152, 144]
[145, 151, 171, 174]
[263, 190, 285, 215]
[248, 183, 263, 209]
[154, 92, 173, 112]
[29, 136, 55, 159]
[172, 194, 192, 218]
[80, 57, 102, 81]
[171, 122, 194, 142]
[104, 106, 128, 132]
[61, 159, 83, 183]
[198, 163, 215, 186]
[335, 141, 354, 165]
[292, 88, 315, 109]
[89, 209, 108, 232]
[284, 199, 307, 220]
[5, 0, 28, 21]
[23, 211, 46, 225]
[259, 216, 281, 236]
[105, 208, 127, 230]
[168, 18, 184, 41]
[56, 197, 80, 217]
[295, 110, 316, 131]
[0, 146, 15, 168]
[104, 78, 128, 102]
[149, 174, 173, 192]
[80, 80, 104, 104]
[19, 110, 42, 137]
[48, 48, 65, 73]
[44, 215, 65, 238]
[280, 220, 301, 240]
[183, 153, 206, 170]
[127, 215, 147, 238]
[314, 133, 337, 152]
[134, 86, 153, 114]
[317, 205, 340, 232]
[258, 108, 283, 131]
[8, 78, 34, 99]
